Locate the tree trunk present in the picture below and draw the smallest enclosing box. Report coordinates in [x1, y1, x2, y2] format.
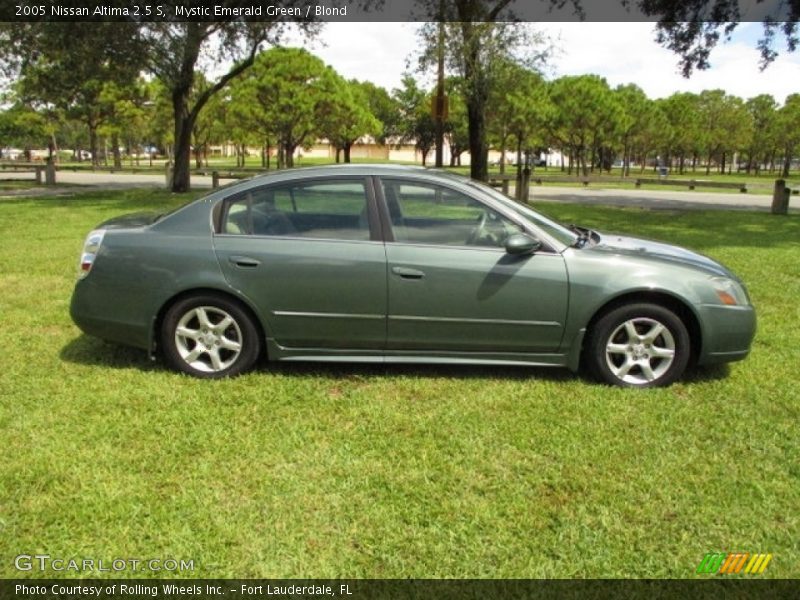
[782, 149, 791, 177]
[515, 139, 523, 203]
[335, 148, 341, 163]
[112, 133, 122, 168]
[171, 90, 195, 193]
[50, 133, 59, 164]
[499, 130, 508, 176]
[88, 124, 99, 167]
[466, 98, 488, 181]
[623, 139, 630, 177]
[171, 96, 195, 193]
[194, 146, 202, 169]
[285, 143, 295, 168]
[343, 143, 352, 163]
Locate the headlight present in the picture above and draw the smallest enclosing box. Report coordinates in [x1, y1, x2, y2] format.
[710, 277, 749, 306]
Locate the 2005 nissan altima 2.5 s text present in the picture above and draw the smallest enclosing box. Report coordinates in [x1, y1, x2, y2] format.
[70, 165, 756, 387]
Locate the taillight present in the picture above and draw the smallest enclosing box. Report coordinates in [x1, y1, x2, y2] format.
[78, 229, 106, 279]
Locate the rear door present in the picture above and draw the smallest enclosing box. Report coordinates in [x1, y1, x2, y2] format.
[213, 177, 387, 350]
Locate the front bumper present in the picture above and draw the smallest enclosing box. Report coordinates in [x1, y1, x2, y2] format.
[696, 303, 757, 365]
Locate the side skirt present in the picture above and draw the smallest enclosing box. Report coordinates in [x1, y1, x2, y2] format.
[265, 338, 570, 368]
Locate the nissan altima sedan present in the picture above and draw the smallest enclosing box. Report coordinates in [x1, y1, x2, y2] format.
[70, 165, 756, 387]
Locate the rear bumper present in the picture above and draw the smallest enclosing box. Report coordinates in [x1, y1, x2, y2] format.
[70, 280, 151, 350]
[696, 303, 756, 365]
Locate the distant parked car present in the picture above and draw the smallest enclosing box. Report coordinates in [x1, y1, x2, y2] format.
[70, 165, 755, 387]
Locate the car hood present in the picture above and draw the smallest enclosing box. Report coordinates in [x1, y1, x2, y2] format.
[97, 212, 161, 229]
[591, 232, 736, 279]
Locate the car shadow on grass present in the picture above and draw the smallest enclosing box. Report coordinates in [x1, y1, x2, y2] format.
[60, 335, 160, 371]
[60, 334, 575, 382]
[61, 333, 731, 385]
[682, 363, 731, 383]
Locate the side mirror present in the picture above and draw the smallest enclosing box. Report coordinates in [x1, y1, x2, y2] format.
[505, 233, 541, 255]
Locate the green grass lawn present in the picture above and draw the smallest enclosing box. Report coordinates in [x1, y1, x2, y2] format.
[0, 189, 798, 579]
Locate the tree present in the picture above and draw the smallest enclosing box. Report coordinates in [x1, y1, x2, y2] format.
[358, 81, 401, 146]
[320, 78, 382, 163]
[393, 75, 437, 166]
[415, 3, 549, 181]
[142, 79, 175, 163]
[2, 22, 146, 166]
[226, 76, 273, 169]
[0, 104, 55, 160]
[657, 93, 702, 174]
[140, 15, 319, 191]
[190, 80, 228, 169]
[98, 79, 152, 168]
[490, 64, 550, 176]
[742, 95, 778, 175]
[694, 90, 749, 175]
[549, 75, 622, 175]
[236, 47, 334, 169]
[443, 78, 470, 167]
[643, 1, 798, 75]
[776, 94, 800, 177]
[613, 85, 672, 175]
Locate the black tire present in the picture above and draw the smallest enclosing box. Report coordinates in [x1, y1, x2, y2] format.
[161, 293, 261, 378]
[586, 303, 690, 388]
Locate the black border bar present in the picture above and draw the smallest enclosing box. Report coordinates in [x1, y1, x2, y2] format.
[2, 579, 800, 600]
[1, 0, 794, 22]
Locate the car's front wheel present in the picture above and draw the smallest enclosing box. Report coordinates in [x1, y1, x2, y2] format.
[161, 294, 261, 378]
[587, 303, 690, 388]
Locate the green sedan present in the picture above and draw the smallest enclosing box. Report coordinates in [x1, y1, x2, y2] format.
[70, 165, 755, 387]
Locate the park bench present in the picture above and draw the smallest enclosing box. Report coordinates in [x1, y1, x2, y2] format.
[634, 178, 748, 192]
[489, 174, 597, 188]
[0, 161, 54, 184]
[531, 176, 596, 186]
[209, 169, 258, 188]
[487, 173, 516, 188]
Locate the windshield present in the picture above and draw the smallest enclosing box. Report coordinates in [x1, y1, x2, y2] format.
[466, 180, 579, 246]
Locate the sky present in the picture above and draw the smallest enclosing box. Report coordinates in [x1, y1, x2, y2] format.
[289, 22, 800, 103]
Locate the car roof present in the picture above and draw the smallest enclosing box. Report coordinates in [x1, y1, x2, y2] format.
[218, 164, 471, 192]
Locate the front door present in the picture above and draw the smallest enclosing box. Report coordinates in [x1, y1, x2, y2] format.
[379, 178, 568, 353]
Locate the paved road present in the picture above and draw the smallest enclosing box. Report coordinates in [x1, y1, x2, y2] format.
[530, 185, 798, 212]
[1, 170, 797, 212]
[0, 170, 212, 189]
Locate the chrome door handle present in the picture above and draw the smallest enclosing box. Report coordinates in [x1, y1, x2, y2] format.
[229, 255, 261, 268]
[392, 266, 425, 279]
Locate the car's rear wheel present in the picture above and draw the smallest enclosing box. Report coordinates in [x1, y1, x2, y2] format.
[587, 303, 690, 388]
[161, 294, 260, 378]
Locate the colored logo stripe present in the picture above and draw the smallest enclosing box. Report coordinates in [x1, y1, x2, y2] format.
[697, 552, 772, 574]
[744, 553, 773, 574]
[697, 553, 726, 574]
[720, 553, 748, 573]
